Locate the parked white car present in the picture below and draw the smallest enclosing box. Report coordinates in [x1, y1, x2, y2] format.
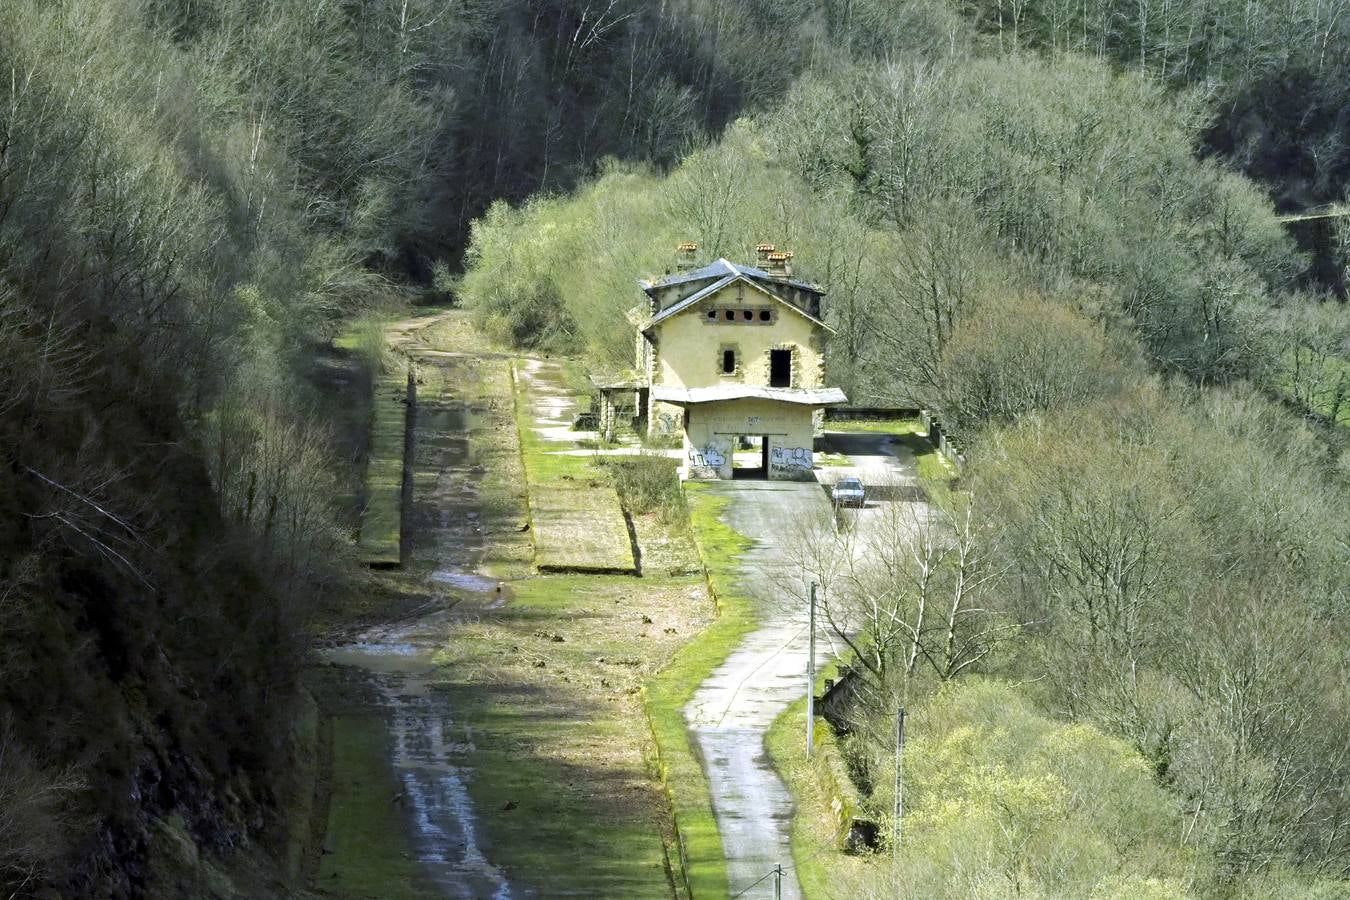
[832, 476, 866, 508]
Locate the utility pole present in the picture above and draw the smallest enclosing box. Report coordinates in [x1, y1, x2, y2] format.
[806, 582, 817, 757]
[773, 863, 784, 899]
[892, 706, 906, 856]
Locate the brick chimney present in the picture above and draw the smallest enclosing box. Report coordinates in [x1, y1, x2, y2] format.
[766, 250, 793, 278]
[755, 242, 776, 269]
[676, 241, 699, 271]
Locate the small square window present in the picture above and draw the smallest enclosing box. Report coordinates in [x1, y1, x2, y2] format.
[758, 309, 771, 322]
[724, 309, 735, 321]
[707, 309, 717, 320]
[741, 309, 753, 321]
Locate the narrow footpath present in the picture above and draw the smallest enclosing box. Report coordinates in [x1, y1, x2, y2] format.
[684, 481, 826, 899]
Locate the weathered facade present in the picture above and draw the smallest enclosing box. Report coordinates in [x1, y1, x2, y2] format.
[630, 244, 846, 480]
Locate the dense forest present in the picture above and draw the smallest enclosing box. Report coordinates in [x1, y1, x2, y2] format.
[0, 0, 1347, 896]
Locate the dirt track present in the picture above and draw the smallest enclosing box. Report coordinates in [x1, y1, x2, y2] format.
[322, 319, 517, 898]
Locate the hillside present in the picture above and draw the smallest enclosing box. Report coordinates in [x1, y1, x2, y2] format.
[0, 0, 1347, 896]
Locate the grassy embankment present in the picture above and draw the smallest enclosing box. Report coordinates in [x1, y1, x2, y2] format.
[333, 315, 410, 567]
[642, 482, 757, 898]
[1274, 352, 1350, 427]
[768, 680, 1210, 898]
[764, 695, 871, 897]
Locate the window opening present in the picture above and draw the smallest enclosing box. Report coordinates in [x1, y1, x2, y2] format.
[742, 309, 753, 320]
[724, 309, 735, 320]
[770, 349, 792, 387]
[707, 309, 717, 320]
[722, 349, 736, 374]
[759, 309, 771, 322]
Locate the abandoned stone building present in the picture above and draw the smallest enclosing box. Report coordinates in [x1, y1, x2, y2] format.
[613, 242, 847, 480]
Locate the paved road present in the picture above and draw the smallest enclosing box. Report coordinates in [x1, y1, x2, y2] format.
[818, 430, 931, 534]
[685, 433, 928, 898]
[684, 480, 828, 899]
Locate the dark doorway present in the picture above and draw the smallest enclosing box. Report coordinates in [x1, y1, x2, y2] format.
[732, 435, 768, 479]
[769, 349, 792, 387]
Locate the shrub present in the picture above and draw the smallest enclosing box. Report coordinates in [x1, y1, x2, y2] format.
[602, 452, 686, 524]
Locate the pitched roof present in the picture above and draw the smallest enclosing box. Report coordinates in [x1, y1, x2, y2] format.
[652, 385, 849, 405]
[642, 267, 834, 333]
[640, 258, 821, 296]
[645, 272, 739, 328]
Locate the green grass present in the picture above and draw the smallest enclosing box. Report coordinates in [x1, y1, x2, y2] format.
[826, 417, 924, 434]
[814, 451, 851, 467]
[910, 434, 956, 496]
[357, 361, 409, 565]
[512, 404, 595, 483]
[318, 716, 437, 898]
[1273, 351, 1350, 427]
[332, 331, 365, 352]
[641, 482, 757, 898]
[765, 697, 871, 899]
[529, 484, 638, 572]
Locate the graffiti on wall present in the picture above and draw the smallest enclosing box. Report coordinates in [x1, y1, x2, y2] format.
[689, 442, 727, 470]
[769, 446, 812, 475]
[655, 412, 679, 434]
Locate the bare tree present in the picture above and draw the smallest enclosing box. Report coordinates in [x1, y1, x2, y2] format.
[778, 482, 1017, 720]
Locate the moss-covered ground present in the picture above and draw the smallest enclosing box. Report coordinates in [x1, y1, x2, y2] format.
[331, 311, 413, 568]
[317, 715, 439, 898]
[511, 360, 637, 573]
[426, 573, 708, 896]
[357, 363, 409, 566]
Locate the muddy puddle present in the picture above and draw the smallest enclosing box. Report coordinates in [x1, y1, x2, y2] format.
[320, 356, 515, 898]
